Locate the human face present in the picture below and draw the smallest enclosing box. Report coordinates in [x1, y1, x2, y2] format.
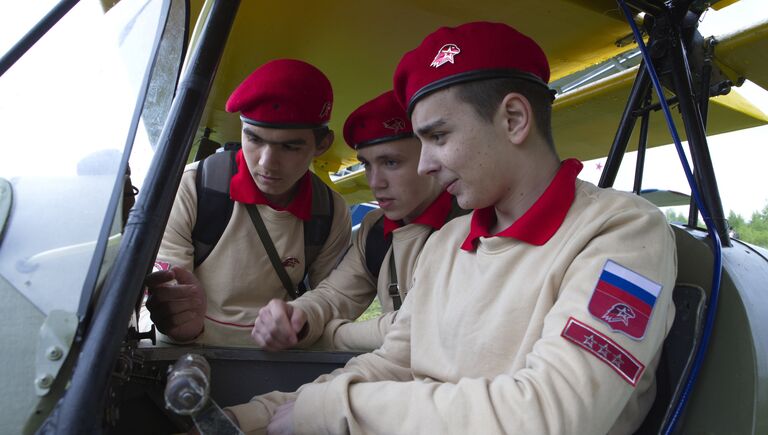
[357, 137, 441, 223]
[412, 88, 521, 210]
[240, 124, 331, 206]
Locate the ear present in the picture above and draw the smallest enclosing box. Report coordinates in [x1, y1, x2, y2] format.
[314, 130, 334, 156]
[499, 93, 532, 145]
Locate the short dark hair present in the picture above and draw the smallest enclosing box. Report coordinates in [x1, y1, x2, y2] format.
[453, 77, 555, 150]
[312, 126, 331, 146]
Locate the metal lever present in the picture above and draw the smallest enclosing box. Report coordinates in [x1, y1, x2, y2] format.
[164, 353, 243, 435]
[126, 324, 156, 345]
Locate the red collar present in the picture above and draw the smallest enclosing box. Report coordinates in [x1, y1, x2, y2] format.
[460, 159, 583, 251]
[228, 150, 312, 221]
[383, 190, 454, 238]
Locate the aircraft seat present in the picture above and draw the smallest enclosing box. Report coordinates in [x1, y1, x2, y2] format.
[634, 283, 706, 434]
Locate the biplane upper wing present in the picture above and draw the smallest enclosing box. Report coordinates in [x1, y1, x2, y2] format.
[553, 68, 768, 162]
[709, 4, 768, 92]
[553, 0, 768, 162]
[187, 0, 767, 204]
[189, 0, 635, 169]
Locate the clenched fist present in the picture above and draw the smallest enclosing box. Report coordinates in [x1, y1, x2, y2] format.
[145, 266, 207, 342]
[251, 299, 307, 350]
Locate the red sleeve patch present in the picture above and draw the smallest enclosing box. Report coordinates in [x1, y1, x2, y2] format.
[561, 317, 645, 386]
[153, 260, 171, 272]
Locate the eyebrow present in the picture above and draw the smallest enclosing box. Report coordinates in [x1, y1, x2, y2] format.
[242, 127, 307, 146]
[415, 119, 447, 137]
[356, 151, 405, 163]
[375, 152, 404, 163]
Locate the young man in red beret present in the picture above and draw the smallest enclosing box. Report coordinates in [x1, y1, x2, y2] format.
[143, 59, 351, 346]
[229, 22, 676, 434]
[250, 90, 466, 352]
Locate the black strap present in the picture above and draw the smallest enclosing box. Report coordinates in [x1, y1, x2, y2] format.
[192, 150, 237, 268]
[365, 196, 469, 280]
[387, 247, 401, 310]
[300, 174, 334, 294]
[192, 149, 335, 285]
[387, 226, 437, 310]
[245, 204, 298, 300]
[371, 196, 470, 308]
[365, 217, 391, 279]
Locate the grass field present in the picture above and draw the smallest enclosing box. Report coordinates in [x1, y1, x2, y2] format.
[356, 299, 382, 322]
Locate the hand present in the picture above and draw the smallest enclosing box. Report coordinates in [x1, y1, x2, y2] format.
[267, 401, 296, 435]
[145, 266, 206, 342]
[251, 299, 307, 351]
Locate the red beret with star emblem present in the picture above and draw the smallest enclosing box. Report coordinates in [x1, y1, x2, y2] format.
[225, 59, 333, 128]
[393, 21, 551, 115]
[343, 90, 414, 150]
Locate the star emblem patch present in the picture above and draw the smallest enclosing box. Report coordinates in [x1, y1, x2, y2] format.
[281, 257, 300, 268]
[430, 44, 460, 68]
[383, 117, 406, 133]
[153, 260, 171, 272]
[319, 101, 332, 119]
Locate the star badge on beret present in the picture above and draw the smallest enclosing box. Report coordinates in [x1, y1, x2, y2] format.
[394, 22, 551, 113]
[430, 43, 461, 68]
[319, 101, 332, 119]
[383, 118, 406, 133]
[343, 90, 414, 149]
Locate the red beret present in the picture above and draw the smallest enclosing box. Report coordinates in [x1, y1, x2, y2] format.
[225, 59, 333, 128]
[343, 90, 414, 150]
[394, 22, 550, 114]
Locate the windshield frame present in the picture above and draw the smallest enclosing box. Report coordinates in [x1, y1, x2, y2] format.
[77, 0, 175, 318]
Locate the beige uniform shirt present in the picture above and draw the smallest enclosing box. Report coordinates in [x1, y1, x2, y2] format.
[291, 207, 437, 351]
[154, 162, 351, 347]
[230, 177, 677, 434]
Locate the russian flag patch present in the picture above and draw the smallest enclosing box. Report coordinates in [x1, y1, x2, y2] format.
[588, 260, 662, 340]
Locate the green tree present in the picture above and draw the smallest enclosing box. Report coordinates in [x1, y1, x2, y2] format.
[665, 209, 688, 224]
[666, 203, 768, 249]
[728, 210, 746, 229]
[730, 204, 768, 248]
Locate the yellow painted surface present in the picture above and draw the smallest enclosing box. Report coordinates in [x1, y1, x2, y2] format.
[189, 0, 633, 174]
[712, 0, 741, 10]
[553, 65, 768, 162]
[183, 0, 768, 204]
[714, 15, 768, 91]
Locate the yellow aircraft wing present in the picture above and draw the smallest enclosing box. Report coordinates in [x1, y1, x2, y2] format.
[712, 11, 768, 92]
[190, 0, 633, 167]
[330, 64, 768, 204]
[186, 0, 767, 204]
[553, 65, 768, 162]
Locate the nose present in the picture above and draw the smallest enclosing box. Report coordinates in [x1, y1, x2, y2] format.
[259, 144, 278, 170]
[367, 166, 387, 190]
[417, 143, 439, 177]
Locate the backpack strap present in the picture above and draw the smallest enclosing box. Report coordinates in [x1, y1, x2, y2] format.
[245, 203, 300, 300]
[192, 155, 334, 288]
[364, 196, 470, 281]
[191, 150, 237, 268]
[298, 173, 335, 295]
[387, 246, 402, 310]
[364, 216, 391, 280]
